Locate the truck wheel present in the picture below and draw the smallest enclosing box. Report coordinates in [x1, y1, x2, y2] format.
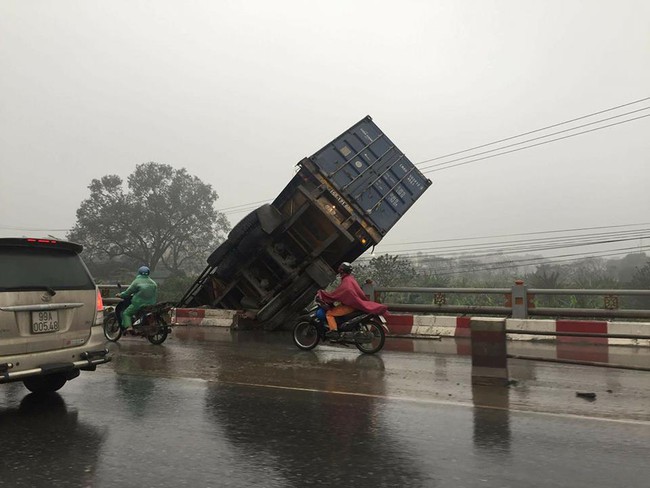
[207, 238, 235, 266]
[229, 210, 259, 243]
[238, 224, 267, 254]
[215, 251, 241, 280]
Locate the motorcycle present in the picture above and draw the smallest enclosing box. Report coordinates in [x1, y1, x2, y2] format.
[103, 296, 173, 345]
[292, 297, 389, 354]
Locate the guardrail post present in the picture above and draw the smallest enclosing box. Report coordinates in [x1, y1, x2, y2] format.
[511, 280, 528, 319]
[470, 318, 508, 386]
[362, 279, 376, 300]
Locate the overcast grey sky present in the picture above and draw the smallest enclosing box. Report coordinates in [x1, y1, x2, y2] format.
[1, 0, 649, 259]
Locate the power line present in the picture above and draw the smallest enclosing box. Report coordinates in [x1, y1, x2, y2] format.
[221, 204, 271, 216]
[375, 222, 650, 249]
[366, 230, 650, 260]
[416, 95, 650, 165]
[355, 224, 650, 271]
[356, 232, 650, 267]
[410, 234, 650, 261]
[422, 114, 650, 174]
[418, 106, 650, 172]
[368, 225, 650, 257]
[217, 199, 274, 212]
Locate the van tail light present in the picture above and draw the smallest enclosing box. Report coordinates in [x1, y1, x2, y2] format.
[26, 238, 58, 244]
[96, 289, 104, 312]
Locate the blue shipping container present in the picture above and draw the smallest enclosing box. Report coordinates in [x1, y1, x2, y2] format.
[309, 116, 431, 236]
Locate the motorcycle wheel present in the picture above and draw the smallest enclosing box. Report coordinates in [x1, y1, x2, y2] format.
[103, 313, 122, 342]
[292, 320, 320, 351]
[354, 320, 385, 355]
[146, 318, 169, 345]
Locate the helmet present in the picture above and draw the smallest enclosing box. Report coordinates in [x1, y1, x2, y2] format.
[138, 266, 150, 276]
[337, 262, 353, 275]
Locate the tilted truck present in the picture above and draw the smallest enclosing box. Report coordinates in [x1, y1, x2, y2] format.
[178, 116, 431, 329]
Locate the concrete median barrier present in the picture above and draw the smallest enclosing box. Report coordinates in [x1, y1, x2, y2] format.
[470, 318, 508, 386]
[171, 308, 239, 327]
[385, 313, 650, 347]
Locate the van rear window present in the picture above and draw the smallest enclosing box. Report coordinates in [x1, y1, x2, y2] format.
[0, 247, 95, 290]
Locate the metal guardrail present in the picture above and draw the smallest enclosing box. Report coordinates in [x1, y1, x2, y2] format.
[97, 284, 124, 305]
[371, 281, 650, 320]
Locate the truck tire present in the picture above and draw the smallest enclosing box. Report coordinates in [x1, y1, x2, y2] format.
[207, 238, 235, 266]
[238, 224, 267, 254]
[215, 251, 241, 280]
[229, 210, 259, 244]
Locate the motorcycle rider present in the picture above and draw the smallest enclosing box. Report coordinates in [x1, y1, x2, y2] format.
[317, 262, 388, 338]
[116, 266, 158, 330]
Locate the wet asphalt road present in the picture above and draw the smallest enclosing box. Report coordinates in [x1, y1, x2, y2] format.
[1, 328, 649, 488]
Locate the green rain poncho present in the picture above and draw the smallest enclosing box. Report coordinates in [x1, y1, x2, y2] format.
[118, 274, 158, 328]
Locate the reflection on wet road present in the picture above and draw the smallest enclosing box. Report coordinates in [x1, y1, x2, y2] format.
[1, 328, 649, 487]
[0, 391, 105, 487]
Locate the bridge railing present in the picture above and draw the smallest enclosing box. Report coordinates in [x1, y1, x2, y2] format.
[98, 280, 650, 320]
[97, 284, 124, 305]
[370, 280, 650, 320]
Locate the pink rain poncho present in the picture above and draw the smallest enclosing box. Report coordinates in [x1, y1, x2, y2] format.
[318, 274, 388, 315]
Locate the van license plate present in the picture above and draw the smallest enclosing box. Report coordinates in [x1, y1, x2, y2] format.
[31, 311, 59, 334]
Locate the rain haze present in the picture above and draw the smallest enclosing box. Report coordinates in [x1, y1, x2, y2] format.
[1, 0, 649, 261]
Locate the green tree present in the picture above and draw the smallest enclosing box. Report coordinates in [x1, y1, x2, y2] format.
[356, 254, 416, 287]
[607, 252, 649, 283]
[629, 261, 650, 287]
[356, 254, 417, 304]
[157, 275, 199, 303]
[526, 265, 563, 289]
[525, 265, 565, 307]
[628, 261, 650, 309]
[68, 162, 229, 276]
[561, 258, 620, 308]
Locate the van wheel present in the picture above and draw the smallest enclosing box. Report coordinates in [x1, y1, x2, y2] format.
[23, 373, 68, 394]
